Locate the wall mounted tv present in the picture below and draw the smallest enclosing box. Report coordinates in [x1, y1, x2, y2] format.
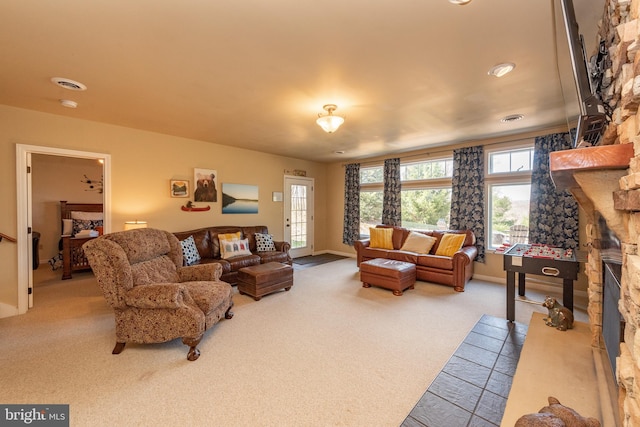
[559, 0, 607, 148]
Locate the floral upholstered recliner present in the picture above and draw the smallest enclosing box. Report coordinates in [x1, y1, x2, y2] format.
[83, 228, 234, 361]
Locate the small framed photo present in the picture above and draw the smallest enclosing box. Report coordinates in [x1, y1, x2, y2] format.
[170, 180, 190, 198]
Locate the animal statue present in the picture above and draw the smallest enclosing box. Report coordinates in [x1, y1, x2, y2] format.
[514, 396, 600, 427]
[542, 296, 574, 331]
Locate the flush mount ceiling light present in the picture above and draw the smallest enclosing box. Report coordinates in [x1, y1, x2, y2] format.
[501, 114, 524, 123]
[449, 0, 472, 5]
[488, 63, 516, 77]
[316, 104, 345, 133]
[51, 77, 87, 91]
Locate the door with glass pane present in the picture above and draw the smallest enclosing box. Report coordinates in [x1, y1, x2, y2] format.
[284, 176, 314, 258]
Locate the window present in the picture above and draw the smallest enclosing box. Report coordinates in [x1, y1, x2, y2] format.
[359, 159, 453, 235]
[486, 146, 534, 249]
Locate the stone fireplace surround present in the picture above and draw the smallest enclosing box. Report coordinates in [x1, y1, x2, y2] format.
[549, 1, 640, 424]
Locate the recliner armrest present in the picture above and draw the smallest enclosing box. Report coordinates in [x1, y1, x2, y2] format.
[125, 283, 191, 309]
[178, 263, 222, 282]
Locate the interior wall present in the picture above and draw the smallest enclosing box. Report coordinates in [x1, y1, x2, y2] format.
[1, 104, 327, 314]
[31, 154, 103, 262]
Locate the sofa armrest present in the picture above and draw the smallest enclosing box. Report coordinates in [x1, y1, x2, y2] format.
[178, 263, 223, 282]
[353, 239, 371, 266]
[451, 245, 478, 292]
[453, 246, 478, 263]
[274, 240, 291, 253]
[125, 283, 191, 309]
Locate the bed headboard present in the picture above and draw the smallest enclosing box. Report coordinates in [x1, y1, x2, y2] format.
[60, 200, 104, 219]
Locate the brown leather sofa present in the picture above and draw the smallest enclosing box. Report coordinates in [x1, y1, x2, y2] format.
[354, 225, 477, 292]
[173, 226, 291, 285]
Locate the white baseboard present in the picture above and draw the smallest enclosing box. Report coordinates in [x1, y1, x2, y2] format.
[0, 302, 19, 319]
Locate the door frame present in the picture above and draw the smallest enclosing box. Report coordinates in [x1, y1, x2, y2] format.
[15, 144, 111, 314]
[284, 175, 314, 258]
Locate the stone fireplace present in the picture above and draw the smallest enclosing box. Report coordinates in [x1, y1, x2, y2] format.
[549, 1, 640, 424]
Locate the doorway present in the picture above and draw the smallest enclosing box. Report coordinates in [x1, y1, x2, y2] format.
[16, 144, 111, 314]
[284, 176, 314, 258]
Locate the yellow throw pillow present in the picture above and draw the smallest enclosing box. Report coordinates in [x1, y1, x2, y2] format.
[218, 232, 242, 257]
[369, 227, 394, 249]
[435, 233, 467, 257]
[400, 231, 437, 254]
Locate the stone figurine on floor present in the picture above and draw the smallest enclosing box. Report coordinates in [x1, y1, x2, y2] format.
[542, 296, 574, 331]
[514, 396, 600, 427]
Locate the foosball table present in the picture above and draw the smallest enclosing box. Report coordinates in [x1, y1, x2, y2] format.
[502, 243, 579, 322]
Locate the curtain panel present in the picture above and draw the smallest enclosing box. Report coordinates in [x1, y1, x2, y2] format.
[529, 132, 579, 249]
[342, 163, 361, 245]
[382, 158, 402, 226]
[450, 146, 485, 262]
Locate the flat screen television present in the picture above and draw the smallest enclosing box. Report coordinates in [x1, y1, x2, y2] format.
[559, 0, 607, 148]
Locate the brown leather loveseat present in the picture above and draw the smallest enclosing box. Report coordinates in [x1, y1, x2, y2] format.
[173, 226, 291, 285]
[354, 225, 477, 292]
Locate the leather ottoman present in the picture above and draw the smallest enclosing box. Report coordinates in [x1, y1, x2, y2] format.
[237, 262, 293, 301]
[360, 258, 416, 296]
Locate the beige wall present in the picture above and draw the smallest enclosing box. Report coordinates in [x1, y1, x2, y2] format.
[0, 104, 327, 313]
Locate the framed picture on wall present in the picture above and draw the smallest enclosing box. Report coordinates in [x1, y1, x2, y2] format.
[222, 183, 259, 214]
[193, 168, 218, 202]
[170, 180, 190, 198]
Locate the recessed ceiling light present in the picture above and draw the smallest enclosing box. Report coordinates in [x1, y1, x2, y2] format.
[488, 63, 516, 78]
[60, 99, 78, 108]
[449, 0, 472, 5]
[501, 114, 524, 123]
[51, 77, 87, 91]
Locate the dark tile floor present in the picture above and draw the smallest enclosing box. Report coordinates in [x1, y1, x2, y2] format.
[401, 314, 528, 427]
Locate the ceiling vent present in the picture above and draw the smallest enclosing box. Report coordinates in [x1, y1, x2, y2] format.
[51, 77, 87, 91]
[501, 114, 524, 123]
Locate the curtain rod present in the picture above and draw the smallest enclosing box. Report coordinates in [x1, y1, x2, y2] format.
[340, 126, 571, 167]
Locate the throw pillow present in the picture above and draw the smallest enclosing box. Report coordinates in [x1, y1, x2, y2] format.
[369, 227, 394, 249]
[255, 233, 276, 252]
[180, 235, 201, 266]
[220, 238, 252, 259]
[400, 231, 437, 254]
[218, 232, 242, 257]
[435, 233, 467, 257]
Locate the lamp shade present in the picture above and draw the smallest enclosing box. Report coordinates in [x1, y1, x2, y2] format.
[124, 221, 148, 230]
[316, 115, 345, 133]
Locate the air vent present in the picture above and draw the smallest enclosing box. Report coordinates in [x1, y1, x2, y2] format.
[51, 77, 87, 91]
[501, 114, 524, 123]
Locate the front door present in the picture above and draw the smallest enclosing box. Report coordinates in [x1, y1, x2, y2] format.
[284, 176, 314, 258]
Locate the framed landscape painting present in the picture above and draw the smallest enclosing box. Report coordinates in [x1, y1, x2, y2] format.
[170, 180, 189, 198]
[222, 183, 258, 214]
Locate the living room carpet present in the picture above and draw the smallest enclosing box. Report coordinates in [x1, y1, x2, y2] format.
[0, 259, 586, 426]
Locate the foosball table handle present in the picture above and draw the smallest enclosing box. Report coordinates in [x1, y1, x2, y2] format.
[542, 267, 560, 277]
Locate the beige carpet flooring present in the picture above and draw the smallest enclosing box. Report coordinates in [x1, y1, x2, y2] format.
[0, 259, 587, 427]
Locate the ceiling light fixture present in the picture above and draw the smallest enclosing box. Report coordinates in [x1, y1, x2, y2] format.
[449, 0, 472, 5]
[316, 104, 345, 133]
[488, 63, 516, 77]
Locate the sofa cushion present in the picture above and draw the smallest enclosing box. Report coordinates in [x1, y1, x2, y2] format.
[256, 251, 290, 264]
[386, 250, 418, 264]
[400, 231, 437, 254]
[435, 233, 467, 257]
[369, 227, 394, 249]
[224, 254, 261, 271]
[417, 254, 454, 270]
[180, 235, 201, 266]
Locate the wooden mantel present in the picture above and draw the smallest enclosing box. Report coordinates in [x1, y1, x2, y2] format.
[550, 144, 634, 191]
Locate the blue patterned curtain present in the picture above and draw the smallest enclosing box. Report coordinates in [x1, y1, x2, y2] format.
[450, 146, 485, 262]
[342, 163, 361, 245]
[529, 132, 579, 249]
[382, 158, 402, 226]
